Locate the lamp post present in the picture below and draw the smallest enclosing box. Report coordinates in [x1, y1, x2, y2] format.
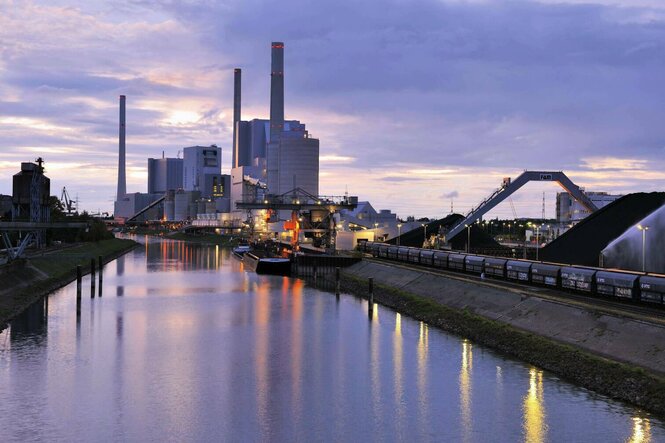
[535, 224, 541, 261]
[637, 224, 650, 272]
[374, 222, 379, 241]
[397, 223, 402, 246]
[465, 223, 471, 253]
[422, 223, 427, 245]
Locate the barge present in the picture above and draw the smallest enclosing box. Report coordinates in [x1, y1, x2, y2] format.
[243, 252, 291, 276]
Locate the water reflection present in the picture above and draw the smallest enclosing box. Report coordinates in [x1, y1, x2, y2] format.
[370, 306, 382, 434]
[393, 313, 404, 438]
[1, 236, 664, 441]
[523, 368, 547, 443]
[629, 417, 652, 443]
[460, 339, 473, 442]
[254, 278, 271, 440]
[417, 322, 429, 435]
[9, 297, 48, 342]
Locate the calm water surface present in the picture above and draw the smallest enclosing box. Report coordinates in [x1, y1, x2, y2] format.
[0, 236, 662, 442]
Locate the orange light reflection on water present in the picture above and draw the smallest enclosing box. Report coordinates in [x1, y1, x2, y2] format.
[460, 340, 473, 442]
[629, 416, 652, 443]
[522, 368, 547, 443]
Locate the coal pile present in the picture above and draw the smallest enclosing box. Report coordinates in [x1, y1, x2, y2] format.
[388, 213, 504, 251]
[540, 192, 665, 266]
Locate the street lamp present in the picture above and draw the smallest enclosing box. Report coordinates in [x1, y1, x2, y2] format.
[422, 223, 427, 245]
[374, 222, 379, 241]
[637, 224, 650, 272]
[397, 223, 402, 246]
[465, 224, 471, 253]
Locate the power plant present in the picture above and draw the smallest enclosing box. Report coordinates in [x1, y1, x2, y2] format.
[111, 41, 334, 249]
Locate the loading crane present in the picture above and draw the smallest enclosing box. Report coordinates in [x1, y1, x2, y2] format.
[60, 187, 78, 215]
[444, 171, 598, 242]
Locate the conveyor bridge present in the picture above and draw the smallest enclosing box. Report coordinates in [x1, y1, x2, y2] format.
[444, 171, 598, 241]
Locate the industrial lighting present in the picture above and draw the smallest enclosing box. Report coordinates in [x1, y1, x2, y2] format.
[637, 224, 650, 273]
[397, 223, 402, 246]
[465, 223, 471, 253]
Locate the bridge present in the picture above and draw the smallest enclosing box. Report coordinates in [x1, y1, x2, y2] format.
[444, 171, 598, 241]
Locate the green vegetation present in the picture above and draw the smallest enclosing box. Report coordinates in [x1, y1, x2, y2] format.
[0, 238, 137, 326]
[28, 239, 135, 276]
[335, 272, 665, 418]
[47, 200, 114, 243]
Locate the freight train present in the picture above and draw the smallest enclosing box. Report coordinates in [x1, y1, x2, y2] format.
[359, 242, 665, 306]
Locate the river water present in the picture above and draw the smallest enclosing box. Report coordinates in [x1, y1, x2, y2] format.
[0, 236, 662, 442]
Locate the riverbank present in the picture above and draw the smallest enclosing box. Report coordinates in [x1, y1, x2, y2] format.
[0, 238, 138, 328]
[331, 260, 665, 417]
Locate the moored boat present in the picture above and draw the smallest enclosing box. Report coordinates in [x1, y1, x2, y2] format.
[232, 245, 251, 259]
[243, 252, 291, 275]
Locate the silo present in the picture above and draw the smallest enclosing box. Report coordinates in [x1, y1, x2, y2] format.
[174, 191, 189, 221]
[164, 190, 175, 221]
[189, 202, 198, 219]
[278, 135, 319, 196]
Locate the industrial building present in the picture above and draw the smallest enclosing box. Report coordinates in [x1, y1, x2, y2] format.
[12, 159, 50, 223]
[230, 42, 320, 215]
[148, 155, 183, 194]
[0, 195, 11, 220]
[556, 191, 622, 223]
[113, 41, 322, 229]
[183, 145, 223, 199]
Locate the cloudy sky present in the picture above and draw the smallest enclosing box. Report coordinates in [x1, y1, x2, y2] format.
[1, 0, 664, 218]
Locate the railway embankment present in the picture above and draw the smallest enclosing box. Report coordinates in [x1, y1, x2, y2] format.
[336, 260, 665, 416]
[0, 238, 138, 327]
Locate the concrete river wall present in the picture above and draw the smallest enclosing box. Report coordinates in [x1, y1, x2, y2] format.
[335, 259, 665, 416]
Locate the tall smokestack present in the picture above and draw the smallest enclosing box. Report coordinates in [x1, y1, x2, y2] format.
[117, 95, 126, 198]
[269, 42, 284, 143]
[232, 68, 241, 168]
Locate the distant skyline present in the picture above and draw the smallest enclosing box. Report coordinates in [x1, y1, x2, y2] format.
[1, 0, 664, 218]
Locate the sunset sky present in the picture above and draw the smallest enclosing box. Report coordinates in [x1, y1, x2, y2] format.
[1, 0, 664, 218]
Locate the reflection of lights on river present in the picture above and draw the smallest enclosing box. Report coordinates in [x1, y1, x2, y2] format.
[393, 313, 404, 435]
[459, 340, 473, 442]
[629, 417, 652, 443]
[290, 277, 304, 428]
[522, 368, 547, 443]
[254, 279, 271, 437]
[370, 307, 381, 430]
[417, 322, 429, 433]
[372, 303, 379, 322]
